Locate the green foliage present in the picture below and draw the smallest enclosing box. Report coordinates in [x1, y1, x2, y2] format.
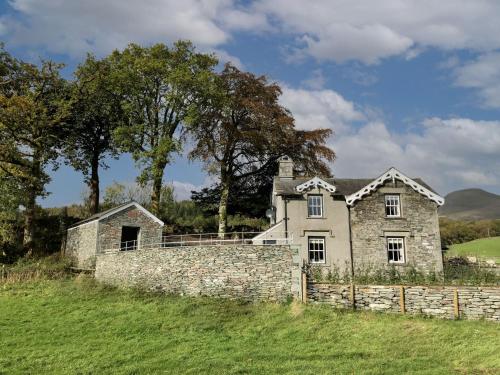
[309, 261, 498, 286]
[0, 279, 498, 374]
[188, 63, 335, 234]
[1, 253, 71, 282]
[161, 199, 217, 234]
[109, 41, 218, 214]
[0, 170, 22, 258]
[440, 217, 500, 248]
[0, 45, 69, 250]
[101, 181, 152, 209]
[227, 214, 268, 232]
[63, 54, 125, 213]
[443, 257, 498, 285]
[191, 165, 277, 219]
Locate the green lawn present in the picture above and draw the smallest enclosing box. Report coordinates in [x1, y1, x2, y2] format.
[0, 278, 499, 374]
[448, 236, 500, 262]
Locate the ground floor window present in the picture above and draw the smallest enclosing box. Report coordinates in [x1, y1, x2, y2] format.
[387, 237, 405, 263]
[308, 237, 325, 263]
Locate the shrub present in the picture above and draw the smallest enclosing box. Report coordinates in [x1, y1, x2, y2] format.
[443, 257, 498, 286]
[307, 259, 499, 286]
[1, 254, 72, 284]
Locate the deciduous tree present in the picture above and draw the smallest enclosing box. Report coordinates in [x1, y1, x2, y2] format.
[109, 41, 217, 215]
[63, 55, 124, 214]
[0, 46, 69, 253]
[188, 64, 335, 236]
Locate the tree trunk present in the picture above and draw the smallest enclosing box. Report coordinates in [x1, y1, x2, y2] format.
[23, 154, 41, 255]
[150, 160, 166, 216]
[218, 177, 230, 238]
[23, 188, 36, 255]
[88, 152, 100, 214]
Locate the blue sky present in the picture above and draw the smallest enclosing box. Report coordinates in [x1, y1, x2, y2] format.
[1, 0, 499, 206]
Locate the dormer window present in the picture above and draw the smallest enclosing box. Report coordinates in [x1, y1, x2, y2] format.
[385, 195, 401, 217]
[307, 195, 323, 217]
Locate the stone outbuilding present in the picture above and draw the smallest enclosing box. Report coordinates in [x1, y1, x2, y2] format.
[65, 201, 164, 268]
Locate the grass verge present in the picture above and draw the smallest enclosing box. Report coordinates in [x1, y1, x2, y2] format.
[0, 278, 499, 374]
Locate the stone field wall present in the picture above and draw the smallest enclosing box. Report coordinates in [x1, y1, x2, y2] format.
[307, 282, 500, 321]
[95, 245, 301, 302]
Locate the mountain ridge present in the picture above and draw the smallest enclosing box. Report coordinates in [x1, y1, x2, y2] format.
[439, 188, 500, 220]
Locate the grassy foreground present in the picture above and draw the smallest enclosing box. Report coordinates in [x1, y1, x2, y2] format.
[448, 236, 500, 262]
[0, 278, 499, 374]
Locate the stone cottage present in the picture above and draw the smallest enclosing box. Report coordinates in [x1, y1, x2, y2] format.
[66, 201, 164, 268]
[255, 157, 445, 275]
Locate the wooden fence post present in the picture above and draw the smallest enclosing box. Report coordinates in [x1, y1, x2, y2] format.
[399, 285, 406, 314]
[301, 271, 307, 303]
[350, 283, 356, 309]
[453, 289, 460, 319]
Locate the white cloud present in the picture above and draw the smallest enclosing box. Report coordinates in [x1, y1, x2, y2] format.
[280, 86, 365, 132]
[171, 181, 200, 201]
[170, 176, 216, 200]
[280, 85, 500, 193]
[299, 23, 413, 64]
[218, 6, 270, 31]
[453, 52, 500, 108]
[331, 117, 500, 194]
[254, 0, 500, 64]
[212, 48, 245, 69]
[3, 0, 234, 57]
[6, 0, 500, 66]
[301, 69, 326, 90]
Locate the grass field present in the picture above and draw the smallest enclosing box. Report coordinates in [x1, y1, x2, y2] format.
[0, 278, 499, 374]
[448, 236, 500, 262]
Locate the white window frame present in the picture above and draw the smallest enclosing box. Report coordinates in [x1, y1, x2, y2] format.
[385, 194, 401, 218]
[387, 237, 405, 264]
[307, 195, 323, 218]
[308, 237, 326, 264]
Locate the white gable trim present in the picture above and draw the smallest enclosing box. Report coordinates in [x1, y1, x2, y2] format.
[296, 177, 336, 193]
[74, 201, 164, 227]
[345, 167, 444, 206]
[98, 201, 164, 226]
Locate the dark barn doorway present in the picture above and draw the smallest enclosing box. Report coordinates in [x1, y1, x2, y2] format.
[120, 226, 140, 251]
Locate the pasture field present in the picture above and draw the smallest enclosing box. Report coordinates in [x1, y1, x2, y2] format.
[0, 277, 499, 374]
[448, 236, 500, 262]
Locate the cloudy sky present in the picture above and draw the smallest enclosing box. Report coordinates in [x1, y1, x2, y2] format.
[1, 0, 499, 205]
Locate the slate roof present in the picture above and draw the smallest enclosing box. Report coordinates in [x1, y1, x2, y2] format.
[68, 200, 150, 228]
[273, 176, 437, 196]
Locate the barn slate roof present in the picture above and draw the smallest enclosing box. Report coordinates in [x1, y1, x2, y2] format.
[68, 201, 164, 228]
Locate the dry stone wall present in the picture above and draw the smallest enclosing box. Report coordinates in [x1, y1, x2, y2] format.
[95, 245, 301, 302]
[65, 222, 97, 268]
[308, 282, 500, 321]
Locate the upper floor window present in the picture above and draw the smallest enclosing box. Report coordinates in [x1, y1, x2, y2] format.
[307, 195, 323, 217]
[387, 237, 405, 264]
[308, 237, 326, 263]
[385, 195, 401, 217]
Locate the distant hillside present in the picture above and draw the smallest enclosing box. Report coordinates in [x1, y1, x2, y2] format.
[439, 188, 500, 220]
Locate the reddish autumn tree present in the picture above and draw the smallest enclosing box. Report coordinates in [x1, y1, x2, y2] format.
[188, 64, 335, 236]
